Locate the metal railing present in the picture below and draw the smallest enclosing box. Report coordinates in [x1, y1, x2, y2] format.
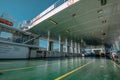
[54, 0, 68, 8]
[30, 0, 68, 25]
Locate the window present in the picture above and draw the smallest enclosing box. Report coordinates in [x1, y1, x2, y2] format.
[53, 42, 59, 51]
[0, 32, 12, 38]
[70, 46, 72, 53]
[63, 45, 66, 52]
[39, 39, 47, 50]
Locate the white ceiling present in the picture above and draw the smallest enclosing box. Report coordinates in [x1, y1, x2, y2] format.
[28, 0, 120, 45]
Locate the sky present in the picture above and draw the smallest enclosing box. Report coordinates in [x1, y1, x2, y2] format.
[0, 0, 66, 50]
[0, 0, 57, 28]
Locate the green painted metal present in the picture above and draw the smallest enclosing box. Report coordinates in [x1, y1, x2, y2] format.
[0, 58, 120, 80]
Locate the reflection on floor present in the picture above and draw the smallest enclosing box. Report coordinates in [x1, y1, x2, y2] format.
[0, 57, 120, 80]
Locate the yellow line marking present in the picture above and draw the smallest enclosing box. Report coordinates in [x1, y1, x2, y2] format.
[0, 63, 54, 73]
[0, 61, 41, 64]
[112, 61, 120, 68]
[0, 66, 38, 72]
[55, 61, 93, 80]
[0, 62, 12, 64]
[0, 62, 22, 64]
[100, 65, 104, 68]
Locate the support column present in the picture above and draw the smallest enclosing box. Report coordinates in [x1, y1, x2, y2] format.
[66, 38, 68, 53]
[76, 43, 78, 53]
[78, 43, 81, 53]
[74, 42, 76, 53]
[115, 40, 119, 50]
[76, 42, 78, 53]
[71, 40, 74, 53]
[68, 46, 70, 53]
[47, 31, 50, 51]
[112, 44, 116, 50]
[59, 36, 63, 52]
[47, 31, 53, 51]
[75, 42, 78, 53]
[72, 41, 75, 54]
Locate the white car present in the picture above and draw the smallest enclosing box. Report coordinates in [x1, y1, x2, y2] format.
[111, 50, 120, 63]
[111, 50, 117, 60]
[115, 51, 120, 63]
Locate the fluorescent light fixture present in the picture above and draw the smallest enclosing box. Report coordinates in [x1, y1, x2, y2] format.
[65, 29, 70, 33]
[72, 13, 76, 17]
[97, 9, 103, 14]
[49, 19, 58, 24]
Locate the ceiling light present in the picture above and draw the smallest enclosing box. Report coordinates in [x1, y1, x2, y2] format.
[97, 9, 103, 14]
[66, 29, 71, 33]
[72, 13, 76, 17]
[49, 19, 58, 25]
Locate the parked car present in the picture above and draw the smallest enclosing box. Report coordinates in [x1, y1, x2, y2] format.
[111, 50, 120, 63]
[117, 51, 120, 63]
[114, 51, 120, 63]
[110, 50, 117, 60]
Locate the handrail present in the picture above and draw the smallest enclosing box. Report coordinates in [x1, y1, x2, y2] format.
[23, 35, 41, 44]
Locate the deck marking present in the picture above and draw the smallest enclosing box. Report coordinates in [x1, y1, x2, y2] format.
[54, 61, 93, 80]
[0, 62, 19, 64]
[0, 61, 43, 64]
[112, 61, 120, 68]
[0, 63, 55, 73]
[100, 65, 104, 68]
[0, 61, 74, 73]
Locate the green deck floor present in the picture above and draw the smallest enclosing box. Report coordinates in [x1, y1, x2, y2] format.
[0, 57, 120, 80]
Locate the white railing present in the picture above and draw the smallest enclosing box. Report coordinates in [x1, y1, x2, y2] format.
[30, 0, 76, 25]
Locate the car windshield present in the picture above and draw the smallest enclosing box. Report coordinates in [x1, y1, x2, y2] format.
[112, 50, 117, 54]
[117, 51, 120, 54]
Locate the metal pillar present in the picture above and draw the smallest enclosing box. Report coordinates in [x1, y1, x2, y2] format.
[47, 31, 50, 51]
[68, 46, 70, 53]
[66, 38, 68, 53]
[115, 40, 119, 50]
[76, 43, 78, 53]
[76, 42, 78, 53]
[71, 40, 74, 53]
[74, 42, 76, 53]
[78, 43, 81, 53]
[59, 36, 63, 52]
[47, 31, 53, 51]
